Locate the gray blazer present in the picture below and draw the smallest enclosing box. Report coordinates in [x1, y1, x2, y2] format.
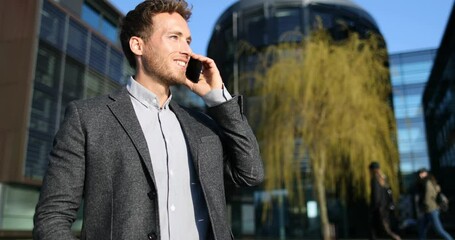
[33, 88, 264, 240]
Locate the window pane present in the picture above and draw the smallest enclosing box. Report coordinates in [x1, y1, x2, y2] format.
[401, 61, 433, 73]
[1, 186, 39, 230]
[85, 71, 105, 98]
[398, 142, 411, 153]
[26, 45, 61, 179]
[397, 129, 409, 142]
[81, 3, 100, 30]
[310, 9, 333, 29]
[61, 58, 85, 118]
[406, 106, 422, 118]
[393, 96, 405, 109]
[405, 94, 421, 107]
[243, 12, 266, 46]
[89, 35, 107, 74]
[67, 19, 88, 63]
[35, 47, 60, 88]
[104, 78, 121, 95]
[40, 1, 65, 50]
[275, 8, 302, 42]
[63, 57, 85, 99]
[101, 18, 118, 43]
[394, 107, 406, 119]
[108, 48, 124, 84]
[402, 71, 431, 84]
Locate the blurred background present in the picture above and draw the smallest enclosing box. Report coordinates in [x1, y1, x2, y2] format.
[0, 0, 454, 239]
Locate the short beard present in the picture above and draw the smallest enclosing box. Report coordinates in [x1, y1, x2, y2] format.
[142, 53, 184, 86]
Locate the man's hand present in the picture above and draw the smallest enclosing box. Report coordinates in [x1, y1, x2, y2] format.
[184, 53, 223, 96]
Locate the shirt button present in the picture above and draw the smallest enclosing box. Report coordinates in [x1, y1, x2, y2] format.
[147, 191, 156, 200]
[148, 232, 157, 240]
[169, 170, 174, 176]
[170, 205, 176, 211]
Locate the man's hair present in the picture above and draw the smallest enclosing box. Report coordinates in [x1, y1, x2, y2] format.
[417, 168, 428, 174]
[120, 0, 192, 69]
[368, 161, 380, 170]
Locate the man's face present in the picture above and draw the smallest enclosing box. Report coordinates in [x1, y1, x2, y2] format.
[419, 171, 428, 179]
[141, 12, 192, 85]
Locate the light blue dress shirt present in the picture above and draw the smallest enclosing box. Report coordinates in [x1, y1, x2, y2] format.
[126, 77, 231, 240]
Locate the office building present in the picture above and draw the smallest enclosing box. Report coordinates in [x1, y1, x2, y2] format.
[388, 50, 438, 236]
[422, 2, 455, 232]
[0, 0, 131, 237]
[389, 49, 437, 190]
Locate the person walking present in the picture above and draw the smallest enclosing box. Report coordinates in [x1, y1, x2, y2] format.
[415, 168, 453, 240]
[369, 161, 401, 240]
[33, 1, 264, 239]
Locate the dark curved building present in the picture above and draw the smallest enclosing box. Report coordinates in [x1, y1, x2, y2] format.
[207, 0, 388, 239]
[208, 0, 381, 95]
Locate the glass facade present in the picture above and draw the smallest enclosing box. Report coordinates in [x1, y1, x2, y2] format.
[0, 185, 39, 230]
[208, 0, 384, 238]
[389, 50, 438, 233]
[24, 0, 130, 182]
[81, 2, 118, 44]
[389, 49, 437, 190]
[422, 3, 455, 231]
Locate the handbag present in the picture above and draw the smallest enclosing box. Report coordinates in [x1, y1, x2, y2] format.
[436, 192, 449, 212]
[385, 187, 395, 210]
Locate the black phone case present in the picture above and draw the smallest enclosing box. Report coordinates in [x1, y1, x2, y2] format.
[186, 58, 203, 83]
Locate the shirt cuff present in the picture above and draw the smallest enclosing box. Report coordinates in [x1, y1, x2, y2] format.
[202, 84, 232, 107]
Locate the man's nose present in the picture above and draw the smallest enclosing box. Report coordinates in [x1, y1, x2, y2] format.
[180, 40, 191, 55]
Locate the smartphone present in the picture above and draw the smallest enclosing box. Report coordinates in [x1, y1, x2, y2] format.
[186, 57, 203, 83]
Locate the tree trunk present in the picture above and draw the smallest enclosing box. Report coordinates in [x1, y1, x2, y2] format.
[314, 150, 332, 240]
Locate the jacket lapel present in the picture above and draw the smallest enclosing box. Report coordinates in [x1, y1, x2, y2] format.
[107, 88, 156, 184]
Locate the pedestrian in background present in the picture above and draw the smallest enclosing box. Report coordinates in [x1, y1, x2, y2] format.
[415, 168, 453, 240]
[369, 161, 401, 240]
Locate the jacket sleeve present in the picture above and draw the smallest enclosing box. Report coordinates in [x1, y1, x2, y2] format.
[207, 96, 264, 187]
[33, 102, 85, 240]
[424, 180, 439, 211]
[371, 178, 382, 210]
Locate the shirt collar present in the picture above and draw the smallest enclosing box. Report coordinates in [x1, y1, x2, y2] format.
[126, 76, 172, 110]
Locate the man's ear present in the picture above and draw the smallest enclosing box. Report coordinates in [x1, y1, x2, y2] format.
[129, 36, 144, 56]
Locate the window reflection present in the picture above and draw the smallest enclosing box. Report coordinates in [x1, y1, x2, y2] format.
[81, 3, 100, 30]
[274, 8, 302, 43]
[26, 44, 61, 179]
[390, 49, 437, 191]
[26, 2, 125, 180]
[67, 19, 88, 63]
[85, 70, 105, 98]
[243, 12, 266, 46]
[40, 1, 65, 50]
[101, 18, 118, 43]
[82, 3, 118, 43]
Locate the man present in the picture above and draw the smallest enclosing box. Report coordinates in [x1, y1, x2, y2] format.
[368, 162, 401, 240]
[415, 168, 453, 240]
[33, 1, 264, 239]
